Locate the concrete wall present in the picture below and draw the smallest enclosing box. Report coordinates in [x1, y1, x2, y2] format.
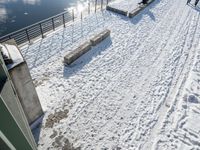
[106, 5, 128, 16]
[2, 39, 43, 125]
[9, 62, 43, 124]
[0, 53, 37, 150]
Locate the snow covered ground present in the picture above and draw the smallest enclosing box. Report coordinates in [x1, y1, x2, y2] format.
[20, 0, 200, 149]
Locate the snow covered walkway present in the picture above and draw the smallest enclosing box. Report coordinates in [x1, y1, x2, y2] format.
[20, 0, 200, 149]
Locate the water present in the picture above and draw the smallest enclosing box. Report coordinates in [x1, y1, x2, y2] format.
[0, 0, 87, 37]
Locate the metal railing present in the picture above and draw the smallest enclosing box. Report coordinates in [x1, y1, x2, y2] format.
[0, 0, 111, 45]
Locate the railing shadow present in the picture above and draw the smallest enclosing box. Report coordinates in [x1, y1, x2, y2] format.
[21, 11, 108, 70]
[188, 3, 200, 12]
[63, 36, 112, 79]
[0, 0, 112, 45]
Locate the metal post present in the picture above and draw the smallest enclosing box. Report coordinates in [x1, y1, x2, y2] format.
[88, 2, 90, 14]
[95, 0, 97, 13]
[107, 0, 109, 5]
[72, 9, 75, 22]
[25, 29, 30, 43]
[101, 0, 103, 10]
[52, 18, 55, 31]
[39, 23, 44, 38]
[63, 14, 66, 28]
[81, 12, 83, 37]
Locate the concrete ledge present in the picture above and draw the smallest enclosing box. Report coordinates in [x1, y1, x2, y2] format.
[106, 5, 128, 16]
[128, 5, 146, 18]
[64, 29, 111, 65]
[64, 41, 92, 65]
[128, 0, 155, 18]
[90, 29, 111, 46]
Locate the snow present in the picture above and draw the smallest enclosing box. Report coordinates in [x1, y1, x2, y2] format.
[0, 43, 24, 69]
[0, 44, 9, 59]
[107, 0, 141, 12]
[20, 0, 200, 149]
[6, 44, 24, 68]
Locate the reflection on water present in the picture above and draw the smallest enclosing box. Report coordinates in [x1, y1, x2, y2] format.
[0, 0, 88, 36]
[22, 0, 41, 5]
[0, 7, 7, 22]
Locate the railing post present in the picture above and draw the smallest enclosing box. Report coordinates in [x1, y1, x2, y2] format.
[72, 9, 75, 22]
[39, 23, 44, 38]
[25, 29, 30, 43]
[63, 14, 66, 28]
[101, 0, 103, 10]
[95, 0, 97, 13]
[52, 18, 55, 31]
[81, 11, 83, 37]
[107, 0, 109, 5]
[88, 2, 90, 14]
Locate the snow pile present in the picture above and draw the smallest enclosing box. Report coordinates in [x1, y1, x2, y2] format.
[20, 0, 200, 149]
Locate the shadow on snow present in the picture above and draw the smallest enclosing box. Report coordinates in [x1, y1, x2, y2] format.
[63, 36, 112, 79]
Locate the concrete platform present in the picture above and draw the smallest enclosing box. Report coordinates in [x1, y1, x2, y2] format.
[128, 5, 146, 18]
[128, 0, 155, 18]
[90, 29, 111, 46]
[64, 41, 92, 65]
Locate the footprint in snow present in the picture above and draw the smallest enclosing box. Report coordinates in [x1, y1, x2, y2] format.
[188, 95, 199, 104]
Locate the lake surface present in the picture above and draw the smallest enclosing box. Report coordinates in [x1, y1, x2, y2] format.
[0, 0, 88, 37]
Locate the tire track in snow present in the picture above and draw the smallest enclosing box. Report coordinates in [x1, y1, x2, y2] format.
[134, 8, 198, 150]
[118, 5, 195, 150]
[152, 8, 200, 150]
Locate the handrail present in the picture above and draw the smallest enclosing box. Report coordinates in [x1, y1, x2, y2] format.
[0, 0, 111, 45]
[0, 10, 71, 40]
